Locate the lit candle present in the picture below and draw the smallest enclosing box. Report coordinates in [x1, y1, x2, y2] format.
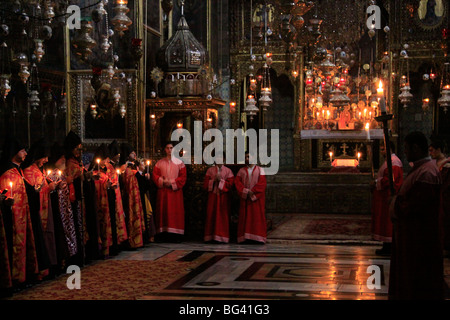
[9, 181, 13, 198]
[377, 79, 383, 96]
[146, 160, 150, 174]
[327, 110, 330, 120]
[363, 108, 367, 119]
[57, 170, 62, 178]
[96, 158, 100, 172]
[357, 152, 361, 164]
[116, 169, 121, 176]
[365, 122, 371, 140]
[47, 169, 52, 177]
[358, 111, 362, 119]
[329, 151, 333, 163]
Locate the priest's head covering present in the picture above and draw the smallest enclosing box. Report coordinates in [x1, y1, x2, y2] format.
[48, 142, 65, 167]
[0, 134, 27, 173]
[119, 142, 135, 165]
[64, 130, 82, 153]
[108, 140, 120, 158]
[94, 144, 109, 161]
[23, 138, 51, 169]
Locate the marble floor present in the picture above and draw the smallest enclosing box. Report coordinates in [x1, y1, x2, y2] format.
[108, 242, 398, 300]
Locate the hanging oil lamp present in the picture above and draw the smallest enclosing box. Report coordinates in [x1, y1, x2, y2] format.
[34, 39, 45, 62]
[111, 0, 133, 37]
[0, 75, 11, 99]
[18, 64, 30, 83]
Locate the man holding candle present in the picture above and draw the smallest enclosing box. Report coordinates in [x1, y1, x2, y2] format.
[119, 143, 145, 249]
[136, 159, 156, 244]
[23, 138, 58, 279]
[104, 141, 128, 254]
[0, 135, 39, 289]
[371, 141, 403, 256]
[152, 142, 187, 243]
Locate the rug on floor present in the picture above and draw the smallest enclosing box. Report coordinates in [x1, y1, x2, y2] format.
[267, 214, 374, 242]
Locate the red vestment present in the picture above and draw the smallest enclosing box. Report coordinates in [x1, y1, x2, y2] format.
[371, 154, 403, 242]
[122, 166, 145, 248]
[152, 157, 187, 235]
[105, 162, 128, 244]
[94, 171, 112, 256]
[436, 158, 450, 251]
[0, 205, 12, 291]
[65, 158, 89, 245]
[389, 158, 444, 300]
[234, 166, 267, 243]
[0, 167, 39, 283]
[203, 165, 234, 243]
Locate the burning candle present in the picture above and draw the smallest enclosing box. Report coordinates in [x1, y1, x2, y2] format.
[329, 151, 333, 163]
[9, 181, 13, 198]
[357, 152, 361, 164]
[146, 160, 150, 174]
[116, 169, 121, 175]
[96, 158, 100, 172]
[365, 122, 371, 140]
[47, 169, 52, 177]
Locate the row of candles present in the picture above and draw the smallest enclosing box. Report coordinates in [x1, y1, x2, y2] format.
[328, 151, 363, 165]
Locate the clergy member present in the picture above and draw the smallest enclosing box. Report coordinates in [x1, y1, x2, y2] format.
[203, 153, 234, 243]
[152, 142, 187, 242]
[63, 131, 87, 265]
[389, 131, 444, 300]
[0, 136, 39, 288]
[23, 139, 58, 278]
[104, 140, 127, 254]
[0, 185, 13, 297]
[135, 159, 156, 243]
[429, 138, 450, 256]
[371, 141, 403, 255]
[234, 151, 267, 244]
[47, 143, 78, 267]
[119, 143, 144, 249]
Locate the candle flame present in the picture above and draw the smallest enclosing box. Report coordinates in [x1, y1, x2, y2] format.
[57, 170, 62, 176]
[116, 169, 121, 175]
[96, 158, 100, 164]
[9, 182, 12, 187]
[47, 170, 51, 175]
[365, 123, 370, 130]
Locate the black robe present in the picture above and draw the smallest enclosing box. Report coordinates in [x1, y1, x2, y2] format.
[24, 178, 50, 272]
[135, 171, 156, 242]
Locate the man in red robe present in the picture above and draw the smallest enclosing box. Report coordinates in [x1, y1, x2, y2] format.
[152, 142, 187, 243]
[0, 192, 13, 297]
[23, 138, 59, 278]
[389, 131, 444, 300]
[203, 155, 234, 243]
[119, 143, 144, 249]
[429, 138, 450, 256]
[371, 141, 403, 255]
[103, 141, 128, 254]
[0, 136, 39, 289]
[63, 131, 87, 265]
[234, 152, 267, 244]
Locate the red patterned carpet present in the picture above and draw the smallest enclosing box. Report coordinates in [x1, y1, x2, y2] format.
[267, 214, 375, 242]
[7, 251, 199, 300]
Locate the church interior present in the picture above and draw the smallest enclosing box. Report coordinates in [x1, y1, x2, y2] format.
[0, 0, 450, 305]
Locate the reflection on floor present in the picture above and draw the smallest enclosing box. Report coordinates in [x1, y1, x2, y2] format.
[135, 243, 391, 300]
[92, 241, 393, 300]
